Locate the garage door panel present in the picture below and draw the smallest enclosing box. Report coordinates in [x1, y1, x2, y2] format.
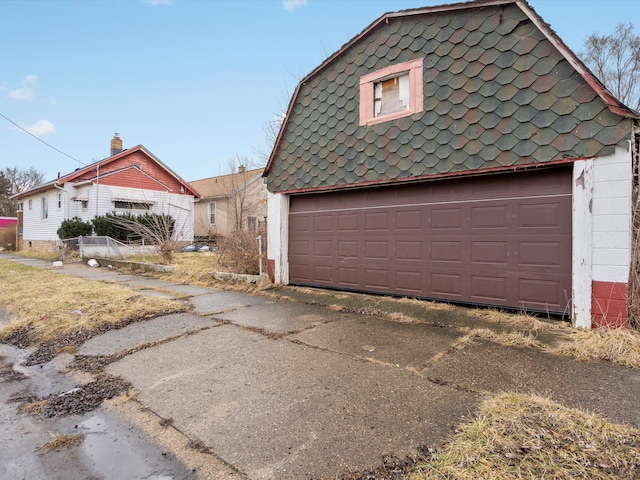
[365, 212, 389, 230]
[338, 267, 360, 286]
[431, 241, 463, 262]
[313, 240, 333, 257]
[289, 168, 571, 314]
[338, 213, 358, 230]
[432, 208, 463, 230]
[470, 275, 508, 303]
[313, 265, 333, 283]
[518, 203, 565, 228]
[397, 210, 423, 230]
[396, 240, 423, 260]
[396, 271, 423, 294]
[313, 214, 333, 231]
[471, 241, 508, 265]
[518, 278, 568, 309]
[365, 269, 390, 289]
[431, 272, 463, 297]
[470, 205, 508, 229]
[518, 241, 563, 267]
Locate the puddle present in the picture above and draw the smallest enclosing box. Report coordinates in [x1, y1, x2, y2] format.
[79, 414, 177, 480]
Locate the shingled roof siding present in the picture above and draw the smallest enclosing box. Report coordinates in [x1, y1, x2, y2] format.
[268, 3, 632, 192]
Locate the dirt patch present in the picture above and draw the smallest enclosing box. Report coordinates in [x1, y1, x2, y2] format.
[20, 375, 131, 417]
[320, 446, 435, 480]
[0, 356, 28, 381]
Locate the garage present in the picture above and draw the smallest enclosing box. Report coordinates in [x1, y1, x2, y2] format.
[289, 168, 572, 314]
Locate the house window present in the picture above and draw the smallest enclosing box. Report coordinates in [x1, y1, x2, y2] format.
[113, 200, 151, 210]
[209, 201, 216, 224]
[28, 199, 32, 210]
[359, 58, 423, 126]
[58, 193, 62, 208]
[247, 216, 257, 232]
[81, 200, 89, 210]
[42, 197, 48, 219]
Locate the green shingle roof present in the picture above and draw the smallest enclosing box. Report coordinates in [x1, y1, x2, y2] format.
[266, 1, 634, 193]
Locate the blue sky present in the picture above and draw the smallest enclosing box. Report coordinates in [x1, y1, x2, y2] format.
[0, 0, 637, 183]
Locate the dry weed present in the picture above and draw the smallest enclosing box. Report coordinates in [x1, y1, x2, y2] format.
[38, 433, 83, 451]
[410, 392, 640, 479]
[547, 328, 640, 368]
[468, 308, 569, 332]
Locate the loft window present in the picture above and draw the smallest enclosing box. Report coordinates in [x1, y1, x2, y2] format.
[374, 74, 410, 117]
[113, 200, 151, 210]
[209, 201, 216, 224]
[359, 58, 423, 126]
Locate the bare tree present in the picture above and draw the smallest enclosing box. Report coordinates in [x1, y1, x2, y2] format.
[222, 154, 263, 232]
[252, 113, 286, 165]
[0, 166, 45, 216]
[580, 23, 640, 111]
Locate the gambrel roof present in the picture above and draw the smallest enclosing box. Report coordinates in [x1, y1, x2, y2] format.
[265, 0, 638, 193]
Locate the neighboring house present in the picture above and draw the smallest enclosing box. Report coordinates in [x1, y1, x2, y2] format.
[190, 167, 267, 240]
[264, 0, 640, 329]
[13, 134, 200, 250]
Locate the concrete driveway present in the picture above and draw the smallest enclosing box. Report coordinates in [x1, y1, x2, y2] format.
[7, 255, 640, 479]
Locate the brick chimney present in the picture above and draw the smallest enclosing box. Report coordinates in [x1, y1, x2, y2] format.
[110, 133, 123, 156]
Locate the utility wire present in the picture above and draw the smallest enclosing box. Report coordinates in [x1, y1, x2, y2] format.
[0, 111, 87, 166]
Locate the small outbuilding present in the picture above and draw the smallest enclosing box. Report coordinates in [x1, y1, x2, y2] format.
[264, 0, 639, 328]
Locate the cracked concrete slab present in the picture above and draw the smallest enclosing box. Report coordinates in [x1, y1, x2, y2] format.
[107, 325, 479, 480]
[79, 313, 219, 357]
[424, 339, 640, 426]
[214, 301, 348, 334]
[191, 291, 272, 314]
[290, 315, 465, 370]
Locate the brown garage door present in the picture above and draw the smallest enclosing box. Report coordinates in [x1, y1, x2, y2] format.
[289, 168, 572, 314]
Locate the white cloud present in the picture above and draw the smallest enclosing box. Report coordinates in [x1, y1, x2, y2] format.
[283, 0, 307, 12]
[21, 119, 56, 137]
[9, 74, 37, 101]
[142, 0, 175, 5]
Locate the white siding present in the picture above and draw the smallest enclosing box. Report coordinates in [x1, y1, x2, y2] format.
[21, 183, 195, 243]
[267, 191, 289, 284]
[591, 146, 632, 283]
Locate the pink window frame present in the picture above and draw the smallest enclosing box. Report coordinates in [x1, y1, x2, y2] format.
[359, 58, 424, 126]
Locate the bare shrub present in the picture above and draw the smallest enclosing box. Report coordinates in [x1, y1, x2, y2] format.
[0, 225, 16, 251]
[216, 230, 262, 275]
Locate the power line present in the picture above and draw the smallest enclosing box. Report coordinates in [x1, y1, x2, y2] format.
[0, 111, 87, 166]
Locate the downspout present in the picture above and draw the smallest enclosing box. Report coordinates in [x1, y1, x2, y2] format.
[95, 163, 100, 217]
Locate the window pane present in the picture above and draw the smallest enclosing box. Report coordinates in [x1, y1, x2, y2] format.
[376, 73, 410, 117]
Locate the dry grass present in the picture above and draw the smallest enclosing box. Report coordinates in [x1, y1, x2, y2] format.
[38, 433, 83, 451]
[468, 308, 570, 332]
[547, 328, 640, 369]
[18, 399, 47, 415]
[408, 392, 640, 480]
[0, 258, 186, 347]
[465, 327, 543, 349]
